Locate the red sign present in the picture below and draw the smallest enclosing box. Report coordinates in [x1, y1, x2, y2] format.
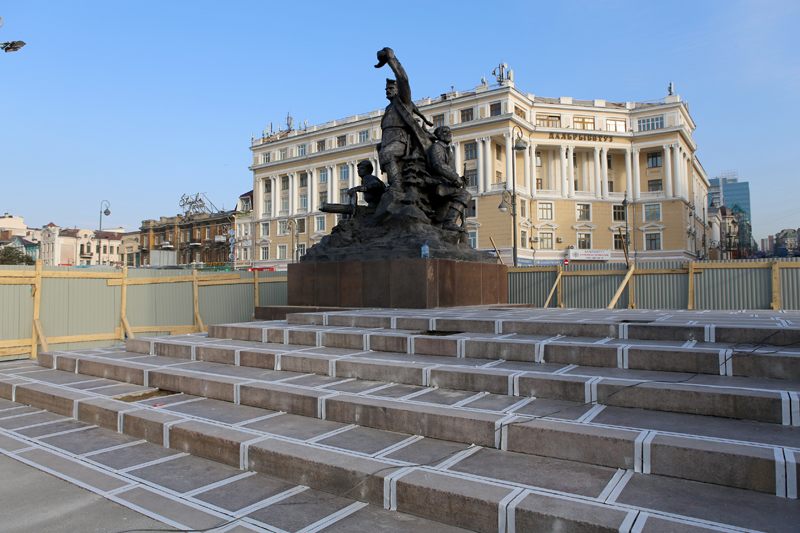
[564, 259, 570, 265]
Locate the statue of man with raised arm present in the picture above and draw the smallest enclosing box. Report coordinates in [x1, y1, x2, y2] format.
[375, 47, 434, 191]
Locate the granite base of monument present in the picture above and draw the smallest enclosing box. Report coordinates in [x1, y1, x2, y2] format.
[288, 258, 507, 309]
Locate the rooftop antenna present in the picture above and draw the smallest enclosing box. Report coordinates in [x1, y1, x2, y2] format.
[304, 119, 308, 130]
[668, 82, 674, 96]
[492, 62, 507, 83]
[481, 75, 487, 85]
[286, 111, 294, 131]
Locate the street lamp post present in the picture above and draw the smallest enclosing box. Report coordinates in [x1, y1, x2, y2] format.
[498, 126, 527, 268]
[99, 200, 111, 232]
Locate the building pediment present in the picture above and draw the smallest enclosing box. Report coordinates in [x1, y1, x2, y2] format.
[466, 220, 481, 229]
[534, 222, 559, 230]
[639, 222, 666, 231]
[572, 223, 597, 231]
[257, 238, 271, 244]
[520, 219, 533, 229]
[608, 223, 632, 232]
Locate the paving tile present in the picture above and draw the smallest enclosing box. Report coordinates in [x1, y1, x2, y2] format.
[317, 503, 473, 532]
[0, 432, 32, 452]
[241, 413, 346, 441]
[246, 488, 353, 533]
[367, 384, 425, 398]
[88, 441, 182, 470]
[15, 418, 92, 438]
[284, 374, 345, 388]
[463, 393, 521, 411]
[323, 379, 386, 394]
[114, 486, 227, 530]
[40, 426, 141, 455]
[162, 398, 276, 425]
[127, 453, 242, 494]
[192, 472, 296, 512]
[511, 397, 593, 420]
[382, 437, 469, 467]
[615, 471, 800, 533]
[413, 388, 480, 406]
[317, 425, 410, 455]
[16, 448, 130, 493]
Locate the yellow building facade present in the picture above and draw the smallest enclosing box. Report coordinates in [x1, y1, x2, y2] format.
[248, 79, 709, 268]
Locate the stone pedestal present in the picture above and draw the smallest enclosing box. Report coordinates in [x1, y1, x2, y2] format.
[287, 258, 507, 309]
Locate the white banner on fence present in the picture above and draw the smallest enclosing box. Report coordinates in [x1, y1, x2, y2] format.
[567, 249, 611, 261]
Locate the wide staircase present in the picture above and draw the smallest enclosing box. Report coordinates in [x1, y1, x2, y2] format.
[2, 307, 799, 532]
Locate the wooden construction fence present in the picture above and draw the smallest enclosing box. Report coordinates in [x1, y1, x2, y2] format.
[0, 262, 286, 360]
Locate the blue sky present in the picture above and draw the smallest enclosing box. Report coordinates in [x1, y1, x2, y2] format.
[1, 0, 798, 242]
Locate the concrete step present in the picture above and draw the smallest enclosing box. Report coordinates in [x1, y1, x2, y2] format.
[3, 361, 799, 533]
[123, 333, 800, 426]
[206, 318, 800, 381]
[28, 346, 800, 499]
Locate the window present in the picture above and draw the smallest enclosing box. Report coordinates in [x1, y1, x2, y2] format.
[262, 222, 270, 236]
[340, 191, 349, 203]
[520, 200, 527, 218]
[638, 116, 664, 131]
[521, 230, 528, 248]
[468, 231, 477, 248]
[495, 171, 503, 182]
[319, 168, 328, 183]
[281, 176, 289, 190]
[278, 220, 288, 235]
[103, 245, 108, 254]
[460, 108, 474, 122]
[577, 203, 591, 221]
[647, 152, 662, 168]
[316, 216, 326, 232]
[299, 173, 308, 187]
[261, 246, 269, 260]
[298, 144, 306, 157]
[264, 199, 272, 215]
[490, 102, 502, 116]
[339, 165, 349, 182]
[467, 198, 477, 218]
[432, 114, 444, 128]
[358, 130, 369, 143]
[607, 155, 613, 170]
[536, 115, 561, 128]
[299, 194, 308, 210]
[261, 152, 271, 164]
[296, 243, 306, 258]
[606, 119, 626, 132]
[514, 106, 526, 119]
[648, 179, 663, 192]
[280, 197, 289, 212]
[279, 148, 287, 160]
[265, 181, 272, 193]
[645, 204, 661, 221]
[536, 151, 542, 167]
[539, 232, 553, 249]
[466, 169, 478, 188]
[614, 234, 625, 250]
[578, 233, 592, 249]
[464, 142, 477, 160]
[278, 245, 287, 260]
[296, 219, 306, 234]
[316, 140, 326, 152]
[319, 191, 328, 205]
[337, 135, 346, 148]
[536, 177, 543, 189]
[613, 205, 626, 221]
[608, 181, 614, 193]
[143, 236, 148, 247]
[205, 227, 210, 239]
[243, 248, 248, 261]
[80, 244, 84, 254]
[573, 116, 595, 130]
[496, 145, 502, 161]
[538, 202, 553, 220]
[646, 232, 661, 250]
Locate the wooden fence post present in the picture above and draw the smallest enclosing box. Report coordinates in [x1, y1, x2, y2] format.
[608, 266, 635, 309]
[687, 262, 695, 310]
[543, 266, 562, 308]
[120, 266, 134, 339]
[771, 261, 781, 310]
[557, 264, 564, 308]
[628, 275, 635, 309]
[193, 270, 205, 332]
[30, 260, 43, 359]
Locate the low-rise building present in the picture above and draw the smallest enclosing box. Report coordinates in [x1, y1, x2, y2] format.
[40, 224, 123, 266]
[248, 72, 709, 268]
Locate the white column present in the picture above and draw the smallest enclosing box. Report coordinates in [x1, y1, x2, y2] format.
[523, 144, 531, 193]
[308, 169, 316, 213]
[529, 143, 537, 198]
[476, 138, 485, 194]
[547, 150, 555, 191]
[600, 147, 609, 199]
[683, 152, 691, 202]
[504, 133, 513, 190]
[329, 165, 337, 205]
[633, 149, 641, 200]
[288, 173, 295, 215]
[485, 138, 493, 190]
[453, 142, 462, 177]
[271, 177, 277, 217]
[581, 152, 589, 192]
[567, 145, 575, 198]
[624, 148, 633, 201]
[663, 145, 674, 198]
[349, 161, 356, 190]
[673, 147, 682, 199]
[593, 147, 602, 199]
[559, 145, 568, 198]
